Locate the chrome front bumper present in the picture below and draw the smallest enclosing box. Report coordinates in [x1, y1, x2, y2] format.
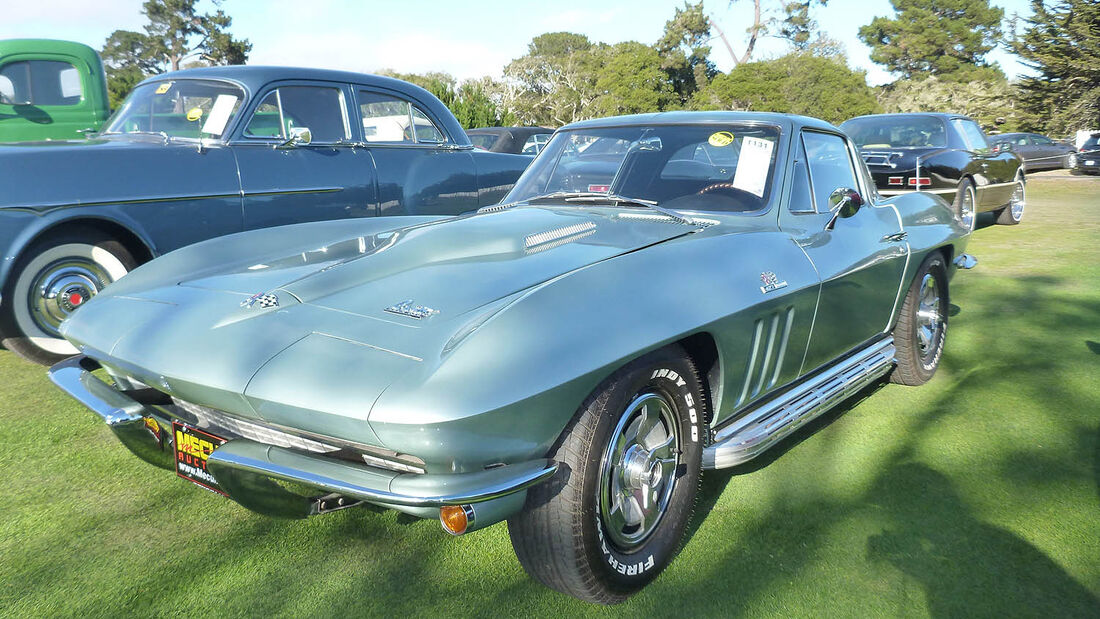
[49, 356, 555, 525]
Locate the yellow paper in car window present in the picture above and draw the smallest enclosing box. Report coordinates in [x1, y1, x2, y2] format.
[185, 107, 203, 122]
[154, 82, 172, 95]
[708, 131, 735, 147]
[732, 137, 775, 197]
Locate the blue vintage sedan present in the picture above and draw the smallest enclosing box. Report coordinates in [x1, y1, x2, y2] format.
[0, 66, 532, 364]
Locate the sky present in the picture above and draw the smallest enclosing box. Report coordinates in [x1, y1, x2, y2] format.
[2, 0, 1037, 86]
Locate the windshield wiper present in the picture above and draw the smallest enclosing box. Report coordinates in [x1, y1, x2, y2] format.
[561, 192, 696, 225]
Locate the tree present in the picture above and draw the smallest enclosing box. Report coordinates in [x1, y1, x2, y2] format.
[779, 0, 829, 50]
[692, 53, 880, 124]
[591, 42, 677, 117]
[380, 70, 517, 129]
[656, 2, 716, 106]
[101, 0, 251, 106]
[877, 76, 1028, 131]
[1010, 0, 1100, 134]
[502, 32, 604, 125]
[858, 0, 1004, 82]
[708, 0, 766, 68]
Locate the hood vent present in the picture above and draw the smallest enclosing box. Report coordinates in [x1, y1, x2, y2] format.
[524, 221, 597, 252]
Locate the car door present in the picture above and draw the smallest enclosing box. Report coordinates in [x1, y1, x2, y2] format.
[232, 81, 376, 230]
[355, 87, 479, 216]
[779, 130, 909, 374]
[1030, 134, 1061, 170]
[0, 56, 98, 141]
[1010, 135, 1038, 166]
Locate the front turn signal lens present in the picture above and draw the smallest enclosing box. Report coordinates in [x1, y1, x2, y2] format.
[439, 505, 470, 535]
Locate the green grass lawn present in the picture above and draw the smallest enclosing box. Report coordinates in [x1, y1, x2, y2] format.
[1, 177, 1098, 617]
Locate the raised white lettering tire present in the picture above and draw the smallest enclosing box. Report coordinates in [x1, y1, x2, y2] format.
[508, 345, 704, 604]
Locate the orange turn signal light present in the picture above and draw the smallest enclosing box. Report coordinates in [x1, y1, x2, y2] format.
[439, 505, 471, 535]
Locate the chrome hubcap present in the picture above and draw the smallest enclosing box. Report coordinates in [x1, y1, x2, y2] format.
[1010, 181, 1026, 220]
[1068, 153, 1077, 168]
[599, 392, 679, 550]
[29, 259, 112, 336]
[915, 274, 942, 358]
[960, 187, 976, 231]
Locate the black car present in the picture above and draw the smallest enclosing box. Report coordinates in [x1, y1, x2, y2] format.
[841, 113, 1025, 231]
[466, 126, 553, 155]
[1076, 134, 1100, 175]
[989, 132, 1078, 171]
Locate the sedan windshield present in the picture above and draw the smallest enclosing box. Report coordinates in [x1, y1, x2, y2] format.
[842, 116, 948, 149]
[504, 124, 781, 213]
[103, 79, 245, 139]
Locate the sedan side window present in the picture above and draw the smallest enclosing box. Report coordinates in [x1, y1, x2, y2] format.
[802, 132, 858, 214]
[359, 91, 445, 144]
[244, 86, 349, 143]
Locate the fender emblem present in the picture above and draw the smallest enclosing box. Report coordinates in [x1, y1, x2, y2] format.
[760, 271, 788, 294]
[385, 300, 438, 319]
[241, 292, 279, 309]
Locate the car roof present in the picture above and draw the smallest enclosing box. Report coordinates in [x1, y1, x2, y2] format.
[843, 112, 974, 123]
[561, 111, 838, 133]
[135, 65, 471, 145]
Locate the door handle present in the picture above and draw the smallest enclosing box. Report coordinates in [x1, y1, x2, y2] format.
[882, 231, 908, 243]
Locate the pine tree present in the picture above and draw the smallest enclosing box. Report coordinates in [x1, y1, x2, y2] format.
[1011, 0, 1100, 134]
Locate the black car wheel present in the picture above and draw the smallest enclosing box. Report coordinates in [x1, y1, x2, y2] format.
[995, 177, 1026, 226]
[952, 179, 977, 232]
[0, 229, 136, 365]
[508, 345, 704, 604]
[1064, 152, 1078, 169]
[890, 253, 949, 386]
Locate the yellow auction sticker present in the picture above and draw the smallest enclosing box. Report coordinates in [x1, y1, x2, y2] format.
[154, 82, 172, 94]
[186, 107, 203, 122]
[708, 131, 735, 147]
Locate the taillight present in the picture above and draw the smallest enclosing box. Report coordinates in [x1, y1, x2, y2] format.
[888, 176, 904, 186]
[908, 177, 931, 187]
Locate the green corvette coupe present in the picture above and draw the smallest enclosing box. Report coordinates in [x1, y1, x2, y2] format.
[50, 111, 975, 604]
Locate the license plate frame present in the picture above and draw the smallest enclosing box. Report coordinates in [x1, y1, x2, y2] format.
[173, 421, 229, 496]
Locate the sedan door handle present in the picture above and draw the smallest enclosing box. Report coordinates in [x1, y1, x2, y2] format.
[882, 231, 908, 243]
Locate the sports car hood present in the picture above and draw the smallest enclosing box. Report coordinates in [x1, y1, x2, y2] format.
[61, 206, 700, 436]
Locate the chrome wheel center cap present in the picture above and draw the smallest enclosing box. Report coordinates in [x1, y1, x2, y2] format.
[622, 444, 662, 490]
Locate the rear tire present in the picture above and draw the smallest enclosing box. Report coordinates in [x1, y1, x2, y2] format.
[952, 179, 977, 232]
[890, 253, 948, 386]
[995, 177, 1026, 226]
[0, 229, 136, 365]
[508, 345, 704, 604]
[1064, 152, 1077, 169]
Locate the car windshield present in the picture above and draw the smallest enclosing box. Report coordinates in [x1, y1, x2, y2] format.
[842, 116, 948, 149]
[103, 79, 246, 139]
[503, 124, 781, 213]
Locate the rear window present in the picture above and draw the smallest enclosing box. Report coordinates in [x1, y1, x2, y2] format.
[1084, 136, 1100, 150]
[0, 60, 82, 106]
[842, 116, 947, 149]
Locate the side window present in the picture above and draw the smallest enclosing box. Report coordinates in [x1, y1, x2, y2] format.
[788, 135, 815, 213]
[953, 119, 989, 153]
[803, 132, 858, 213]
[522, 133, 551, 155]
[243, 86, 349, 142]
[1032, 135, 1053, 145]
[1015, 136, 1031, 145]
[359, 91, 445, 144]
[411, 106, 444, 143]
[0, 60, 82, 106]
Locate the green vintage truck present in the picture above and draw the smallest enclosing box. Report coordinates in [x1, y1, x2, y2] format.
[0, 39, 110, 142]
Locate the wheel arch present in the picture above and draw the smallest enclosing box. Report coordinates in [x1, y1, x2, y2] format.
[672, 332, 720, 425]
[16, 216, 156, 268]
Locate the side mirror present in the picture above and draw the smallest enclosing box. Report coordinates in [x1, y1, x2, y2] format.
[277, 126, 312, 149]
[826, 187, 863, 230]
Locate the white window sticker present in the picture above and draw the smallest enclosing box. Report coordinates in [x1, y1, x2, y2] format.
[201, 94, 238, 136]
[732, 136, 775, 197]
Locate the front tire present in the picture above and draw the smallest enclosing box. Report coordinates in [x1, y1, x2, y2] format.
[508, 346, 704, 604]
[890, 253, 949, 386]
[0, 230, 135, 365]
